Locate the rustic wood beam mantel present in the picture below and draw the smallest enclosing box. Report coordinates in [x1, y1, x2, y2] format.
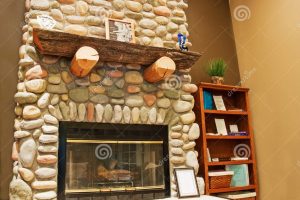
[33, 28, 202, 69]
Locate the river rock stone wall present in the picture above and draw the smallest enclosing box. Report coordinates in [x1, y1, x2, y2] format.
[26, 0, 191, 49]
[10, 0, 199, 199]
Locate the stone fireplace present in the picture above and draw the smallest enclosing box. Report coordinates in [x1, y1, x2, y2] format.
[9, 0, 201, 200]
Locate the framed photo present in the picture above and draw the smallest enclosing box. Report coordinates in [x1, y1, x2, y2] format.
[105, 18, 135, 43]
[174, 168, 200, 198]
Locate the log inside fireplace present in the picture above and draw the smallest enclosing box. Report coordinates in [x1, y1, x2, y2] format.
[58, 122, 170, 200]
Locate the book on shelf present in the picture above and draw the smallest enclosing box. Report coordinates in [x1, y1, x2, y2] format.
[228, 131, 248, 136]
[213, 95, 226, 111]
[226, 106, 244, 112]
[227, 108, 244, 112]
[206, 133, 222, 136]
[207, 148, 212, 162]
[229, 125, 249, 136]
[206, 132, 248, 136]
[218, 191, 257, 199]
[231, 157, 249, 161]
[204, 90, 214, 110]
[219, 157, 232, 162]
[211, 157, 231, 162]
[208, 171, 234, 177]
[210, 157, 249, 163]
[211, 158, 219, 162]
[225, 164, 250, 187]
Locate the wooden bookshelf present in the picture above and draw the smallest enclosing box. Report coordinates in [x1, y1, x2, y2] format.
[193, 82, 259, 198]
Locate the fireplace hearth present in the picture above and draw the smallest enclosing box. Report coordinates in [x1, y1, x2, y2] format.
[58, 122, 170, 200]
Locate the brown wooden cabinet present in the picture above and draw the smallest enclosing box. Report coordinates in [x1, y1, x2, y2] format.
[193, 82, 259, 199]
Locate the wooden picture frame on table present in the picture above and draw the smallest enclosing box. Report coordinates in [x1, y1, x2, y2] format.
[105, 18, 135, 43]
[174, 168, 200, 198]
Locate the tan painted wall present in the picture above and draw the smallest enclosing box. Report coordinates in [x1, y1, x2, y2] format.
[0, 0, 240, 199]
[230, 0, 300, 199]
[0, 1, 24, 199]
[187, 0, 240, 85]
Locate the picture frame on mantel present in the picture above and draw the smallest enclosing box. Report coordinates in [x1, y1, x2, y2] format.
[174, 168, 200, 198]
[105, 18, 135, 43]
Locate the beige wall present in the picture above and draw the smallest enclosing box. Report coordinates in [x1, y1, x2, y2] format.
[0, 0, 24, 199]
[188, 0, 240, 85]
[0, 0, 240, 199]
[230, 0, 300, 199]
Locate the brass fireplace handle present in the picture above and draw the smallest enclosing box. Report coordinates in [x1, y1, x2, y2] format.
[99, 188, 111, 193]
[125, 187, 136, 192]
[100, 187, 137, 192]
[65, 185, 164, 194]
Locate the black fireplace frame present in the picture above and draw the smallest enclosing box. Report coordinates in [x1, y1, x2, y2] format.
[58, 122, 170, 200]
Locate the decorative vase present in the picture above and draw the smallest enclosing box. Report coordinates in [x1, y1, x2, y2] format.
[211, 76, 224, 84]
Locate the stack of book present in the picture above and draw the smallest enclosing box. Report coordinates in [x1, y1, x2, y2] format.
[218, 191, 257, 199]
[228, 131, 248, 136]
[210, 157, 248, 162]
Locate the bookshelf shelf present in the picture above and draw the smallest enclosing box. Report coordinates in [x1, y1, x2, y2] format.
[209, 185, 256, 194]
[206, 135, 251, 140]
[197, 82, 249, 92]
[204, 110, 248, 115]
[193, 82, 259, 198]
[208, 160, 253, 166]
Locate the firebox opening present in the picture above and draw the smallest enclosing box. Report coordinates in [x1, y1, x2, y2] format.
[58, 122, 170, 200]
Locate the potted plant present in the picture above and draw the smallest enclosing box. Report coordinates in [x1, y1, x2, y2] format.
[207, 58, 227, 84]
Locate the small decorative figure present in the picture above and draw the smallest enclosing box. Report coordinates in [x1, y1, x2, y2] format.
[178, 33, 188, 51]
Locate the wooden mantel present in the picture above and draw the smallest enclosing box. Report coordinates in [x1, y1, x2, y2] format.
[33, 28, 202, 69]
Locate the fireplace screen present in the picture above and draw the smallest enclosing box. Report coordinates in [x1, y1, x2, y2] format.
[58, 122, 170, 199]
[65, 140, 165, 193]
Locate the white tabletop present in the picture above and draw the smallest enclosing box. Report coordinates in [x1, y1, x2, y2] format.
[157, 195, 227, 200]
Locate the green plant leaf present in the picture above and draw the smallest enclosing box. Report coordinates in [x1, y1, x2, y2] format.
[206, 58, 227, 77]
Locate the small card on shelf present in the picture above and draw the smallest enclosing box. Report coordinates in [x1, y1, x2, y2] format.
[215, 118, 228, 135]
[213, 95, 226, 111]
[229, 124, 239, 133]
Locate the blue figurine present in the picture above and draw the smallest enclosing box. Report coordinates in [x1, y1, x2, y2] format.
[178, 33, 188, 51]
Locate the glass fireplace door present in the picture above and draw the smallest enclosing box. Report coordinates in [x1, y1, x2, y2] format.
[65, 140, 165, 194]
